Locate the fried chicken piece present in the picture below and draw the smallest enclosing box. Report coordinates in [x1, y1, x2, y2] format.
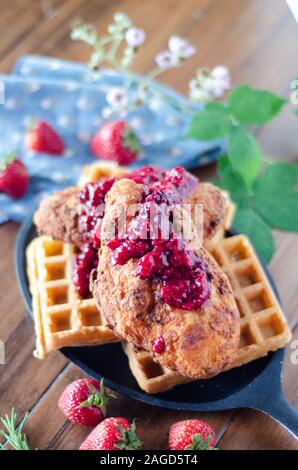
[34, 187, 84, 247]
[92, 179, 240, 379]
[34, 179, 227, 246]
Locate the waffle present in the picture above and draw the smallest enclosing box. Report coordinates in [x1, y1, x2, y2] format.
[123, 234, 291, 393]
[78, 161, 128, 186]
[26, 236, 119, 359]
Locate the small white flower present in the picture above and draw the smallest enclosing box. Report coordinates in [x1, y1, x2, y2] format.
[155, 50, 175, 69]
[189, 85, 211, 104]
[168, 35, 196, 60]
[114, 12, 131, 28]
[125, 27, 146, 48]
[106, 88, 128, 108]
[211, 66, 230, 82]
[189, 65, 231, 103]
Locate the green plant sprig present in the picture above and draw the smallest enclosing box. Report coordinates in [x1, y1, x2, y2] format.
[0, 408, 30, 450]
[188, 85, 298, 262]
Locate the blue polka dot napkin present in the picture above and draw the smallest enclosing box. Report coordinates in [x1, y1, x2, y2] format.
[0, 55, 224, 224]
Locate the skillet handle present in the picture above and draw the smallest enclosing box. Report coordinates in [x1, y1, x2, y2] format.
[258, 394, 298, 439]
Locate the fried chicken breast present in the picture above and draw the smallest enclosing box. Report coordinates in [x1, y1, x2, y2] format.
[92, 179, 240, 379]
[34, 179, 228, 246]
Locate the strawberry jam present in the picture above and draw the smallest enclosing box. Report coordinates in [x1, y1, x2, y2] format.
[107, 167, 211, 311]
[73, 178, 115, 297]
[73, 167, 167, 298]
[152, 336, 166, 354]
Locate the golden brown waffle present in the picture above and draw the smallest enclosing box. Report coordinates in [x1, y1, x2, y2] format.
[78, 161, 128, 186]
[123, 235, 291, 393]
[26, 236, 119, 359]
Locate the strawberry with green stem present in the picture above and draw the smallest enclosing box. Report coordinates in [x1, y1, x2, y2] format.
[80, 417, 142, 450]
[58, 377, 116, 426]
[90, 120, 141, 165]
[25, 120, 65, 155]
[169, 419, 217, 450]
[0, 153, 29, 199]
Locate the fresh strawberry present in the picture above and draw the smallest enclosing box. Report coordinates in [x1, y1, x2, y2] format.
[0, 153, 29, 199]
[80, 417, 142, 450]
[58, 378, 116, 427]
[25, 120, 65, 155]
[169, 419, 216, 450]
[90, 120, 141, 165]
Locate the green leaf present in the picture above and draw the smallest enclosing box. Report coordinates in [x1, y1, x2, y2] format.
[187, 102, 231, 141]
[254, 163, 298, 194]
[216, 155, 249, 205]
[233, 208, 275, 263]
[228, 85, 287, 124]
[227, 126, 262, 183]
[252, 163, 298, 231]
[253, 192, 298, 232]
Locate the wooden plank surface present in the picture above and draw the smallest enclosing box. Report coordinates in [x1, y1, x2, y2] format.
[0, 0, 297, 450]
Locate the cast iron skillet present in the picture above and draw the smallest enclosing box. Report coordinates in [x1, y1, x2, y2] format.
[16, 214, 298, 438]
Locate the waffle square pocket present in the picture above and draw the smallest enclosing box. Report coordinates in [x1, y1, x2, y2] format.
[26, 236, 119, 359]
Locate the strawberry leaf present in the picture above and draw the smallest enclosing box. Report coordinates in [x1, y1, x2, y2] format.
[114, 420, 142, 450]
[216, 155, 249, 205]
[0, 153, 16, 171]
[233, 207, 275, 263]
[185, 433, 216, 450]
[251, 163, 298, 231]
[123, 129, 141, 153]
[228, 85, 287, 124]
[187, 102, 231, 141]
[227, 126, 262, 184]
[79, 378, 116, 416]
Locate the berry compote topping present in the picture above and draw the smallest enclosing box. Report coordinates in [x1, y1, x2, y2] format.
[152, 336, 166, 354]
[73, 166, 169, 298]
[73, 178, 115, 297]
[125, 166, 165, 186]
[107, 166, 211, 311]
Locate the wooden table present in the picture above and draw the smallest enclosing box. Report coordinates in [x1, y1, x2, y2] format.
[0, 0, 297, 450]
